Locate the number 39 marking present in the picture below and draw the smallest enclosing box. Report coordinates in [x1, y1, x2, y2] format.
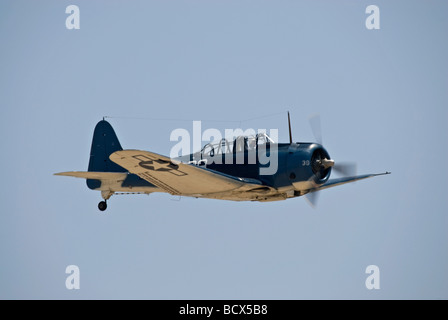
[302, 160, 310, 166]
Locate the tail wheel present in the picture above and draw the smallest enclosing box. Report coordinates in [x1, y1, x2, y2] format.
[98, 201, 107, 211]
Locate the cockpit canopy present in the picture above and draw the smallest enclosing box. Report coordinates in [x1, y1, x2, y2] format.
[201, 133, 275, 157]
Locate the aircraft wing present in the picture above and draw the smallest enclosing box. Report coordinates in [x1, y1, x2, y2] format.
[314, 172, 391, 192]
[109, 150, 267, 196]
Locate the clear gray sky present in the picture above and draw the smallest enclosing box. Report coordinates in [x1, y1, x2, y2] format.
[1, 0, 447, 299]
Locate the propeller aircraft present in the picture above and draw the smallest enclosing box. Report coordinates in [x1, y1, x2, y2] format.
[55, 113, 390, 211]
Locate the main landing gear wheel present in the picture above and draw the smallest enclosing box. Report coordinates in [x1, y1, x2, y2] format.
[98, 200, 107, 211]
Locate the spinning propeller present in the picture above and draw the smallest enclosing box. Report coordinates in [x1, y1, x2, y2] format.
[287, 112, 357, 207]
[307, 113, 357, 177]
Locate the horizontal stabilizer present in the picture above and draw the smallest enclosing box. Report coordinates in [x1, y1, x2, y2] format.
[54, 171, 128, 180]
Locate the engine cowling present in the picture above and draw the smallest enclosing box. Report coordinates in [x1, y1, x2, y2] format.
[310, 147, 333, 183]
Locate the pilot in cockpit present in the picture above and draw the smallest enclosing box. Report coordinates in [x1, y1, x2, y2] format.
[247, 137, 256, 150]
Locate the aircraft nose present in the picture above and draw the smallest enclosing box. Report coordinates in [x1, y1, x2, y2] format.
[321, 158, 334, 169]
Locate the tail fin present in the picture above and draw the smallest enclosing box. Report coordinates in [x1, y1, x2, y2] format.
[87, 120, 126, 189]
[88, 120, 126, 172]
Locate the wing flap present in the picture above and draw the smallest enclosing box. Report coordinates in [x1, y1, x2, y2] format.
[110, 150, 249, 195]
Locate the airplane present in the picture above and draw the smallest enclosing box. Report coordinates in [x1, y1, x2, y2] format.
[55, 113, 390, 211]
